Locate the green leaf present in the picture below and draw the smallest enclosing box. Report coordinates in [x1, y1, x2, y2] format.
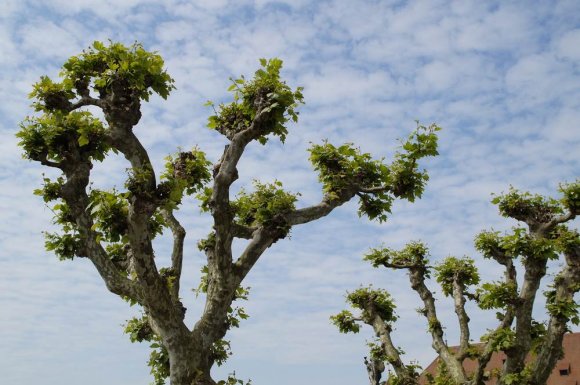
[93, 40, 105, 51]
[78, 135, 89, 147]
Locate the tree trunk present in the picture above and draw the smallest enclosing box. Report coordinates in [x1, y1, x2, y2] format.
[167, 344, 216, 385]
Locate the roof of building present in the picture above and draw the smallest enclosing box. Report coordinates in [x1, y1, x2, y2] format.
[418, 332, 580, 385]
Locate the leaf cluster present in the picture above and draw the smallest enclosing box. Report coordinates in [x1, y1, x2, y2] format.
[330, 310, 361, 334]
[88, 189, 164, 243]
[231, 180, 298, 235]
[88, 189, 129, 242]
[308, 123, 440, 222]
[424, 361, 455, 385]
[347, 287, 398, 324]
[476, 227, 559, 263]
[124, 316, 169, 385]
[33, 176, 64, 202]
[61, 40, 175, 102]
[43, 199, 82, 260]
[364, 241, 430, 270]
[481, 327, 517, 352]
[148, 342, 170, 385]
[308, 141, 393, 221]
[28, 75, 76, 112]
[17, 111, 110, 163]
[124, 315, 155, 343]
[545, 286, 580, 325]
[492, 188, 563, 223]
[226, 300, 250, 329]
[502, 365, 532, 385]
[475, 281, 518, 310]
[502, 228, 558, 262]
[552, 226, 580, 256]
[159, 148, 212, 208]
[434, 256, 480, 297]
[367, 341, 388, 361]
[389, 123, 440, 202]
[212, 339, 233, 366]
[44, 232, 82, 261]
[217, 373, 252, 385]
[207, 58, 304, 144]
[474, 230, 504, 260]
[560, 180, 580, 214]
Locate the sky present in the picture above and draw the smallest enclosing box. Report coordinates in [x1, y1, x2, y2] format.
[0, 0, 579, 384]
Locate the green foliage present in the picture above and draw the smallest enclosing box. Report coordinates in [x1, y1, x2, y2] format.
[41, 198, 82, 260]
[474, 230, 504, 260]
[194, 265, 209, 296]
[308, 141, 388, 196]
[492, 187, 563, 223]
[197, 232, 216, 252]
[88, 189, 165, 243]
[231, 180, 298, 234]
[330, 310, 361, 333]
[44, 231, 82, 260]
[148, 342, 170, 385]
[125, 316, 169, 385]
[434, 256, 480, 297]
[475, 281, 518, 310]
[529, 320, 547, 353]
[387, 366, 422, 385]
[61, 40, 175, 102]
[308, 141, 393, 221]
[476, 227, 559, 262]
[501, 227, 559, 262]
[364, 241, 430, 270]
[427, 317, 442, 333]
[29, 75, 75, 112]
[424, 360, 455, 385]
[481, 327, 517, 352]
[217, 372, 252, 385]
[545, 285, 580, 325]
[212, 339, 232, 366]
[33, 176, 64, 202]
[501, 365, 532, 385]
[308, 123, 440, 222]
[124, 315, 155, 343]
[17, 111, 110, 163]
[106, 243, 130, 274]
[552, 226, 580, 256]
[227, 302, 250, 329]
[560, 180, 580, 214]
[159, 148, 212, 208]
[388, 123, 440, 202]
[346, 286, 398, 323]
[88, 189, 129, 243]
[227, 286, 251, 329]
[207, 58, 304, 144]
[159, 267, 177, 292]
[367, 341, 388, 361]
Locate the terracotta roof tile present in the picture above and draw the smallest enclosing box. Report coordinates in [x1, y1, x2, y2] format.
[418, 332, 580, 385]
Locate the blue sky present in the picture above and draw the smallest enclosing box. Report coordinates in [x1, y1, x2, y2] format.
[1, 1, 579, 384]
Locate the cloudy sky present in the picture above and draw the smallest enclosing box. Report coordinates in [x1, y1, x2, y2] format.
[1, 1, 579, 384]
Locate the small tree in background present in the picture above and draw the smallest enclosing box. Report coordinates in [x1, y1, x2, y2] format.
[332, 184, 580, 385]
[16, 41, 440, 385]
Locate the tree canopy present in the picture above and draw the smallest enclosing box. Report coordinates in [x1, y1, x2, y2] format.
[333, 183, 580, 385]
[17, 41, 440, 385]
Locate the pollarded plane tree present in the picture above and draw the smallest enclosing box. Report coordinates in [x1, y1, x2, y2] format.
[17, 41, 441, 385]
[332, 184, 580, 385]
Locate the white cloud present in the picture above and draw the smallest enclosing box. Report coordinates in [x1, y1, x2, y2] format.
[555, 28, 580, 61]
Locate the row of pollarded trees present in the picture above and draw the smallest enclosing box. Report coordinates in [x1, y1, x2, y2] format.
[17, 41, 579, 385]
[332, 186, 579, 385]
